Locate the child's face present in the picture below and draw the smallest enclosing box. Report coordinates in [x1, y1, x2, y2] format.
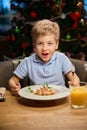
[33, 34, 58, 63]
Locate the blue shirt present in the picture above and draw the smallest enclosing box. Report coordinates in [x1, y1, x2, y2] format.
[14, 52, 72, 86]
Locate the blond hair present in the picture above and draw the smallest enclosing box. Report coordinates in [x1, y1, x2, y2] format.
[31, 19, 60, 43]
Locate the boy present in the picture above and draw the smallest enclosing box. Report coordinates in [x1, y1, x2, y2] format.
[8, 19, 80, 96]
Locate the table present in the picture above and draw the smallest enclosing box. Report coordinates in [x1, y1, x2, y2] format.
[0, 90, 87, 130]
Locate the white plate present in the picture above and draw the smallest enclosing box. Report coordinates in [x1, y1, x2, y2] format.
[18, 85, 70, 101]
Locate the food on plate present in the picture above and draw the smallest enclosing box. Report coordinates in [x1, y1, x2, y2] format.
[28, 84, 58, 96]
[34, 87, 58, 96]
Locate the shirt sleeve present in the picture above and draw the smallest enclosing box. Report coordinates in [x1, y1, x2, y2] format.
[13, 58, 28, 79]
[61, 54, 72, 75]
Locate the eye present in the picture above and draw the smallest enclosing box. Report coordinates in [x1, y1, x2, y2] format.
[48, 42, 53, 45]
[37, 42, 43, 46]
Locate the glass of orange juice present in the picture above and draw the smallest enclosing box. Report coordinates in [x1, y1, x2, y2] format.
[70, 82, 87, 109]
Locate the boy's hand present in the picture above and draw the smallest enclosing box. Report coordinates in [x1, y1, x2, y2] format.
[9, 75, 21, 96]
[68, 80, 79, 87]
[11, 82, 21, 96]
[68, 74, 80, 87]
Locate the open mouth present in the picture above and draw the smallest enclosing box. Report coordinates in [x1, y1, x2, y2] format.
[42, 53, 49, 56]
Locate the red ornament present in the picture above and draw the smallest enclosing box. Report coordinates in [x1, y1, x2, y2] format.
[11, 34, 16, 41]
[74, 11, 81, 18]
[29, 11, 37, 19]
[21, 41, 29, 49]
[70, 11, 81, 29]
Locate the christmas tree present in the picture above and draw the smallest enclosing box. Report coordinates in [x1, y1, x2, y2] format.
[6, 0, 87, 60]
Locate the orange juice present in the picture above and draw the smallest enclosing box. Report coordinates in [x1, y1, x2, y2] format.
[71, 87, 87, 108]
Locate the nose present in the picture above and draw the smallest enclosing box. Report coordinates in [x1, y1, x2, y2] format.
[42, 43, 47, 50]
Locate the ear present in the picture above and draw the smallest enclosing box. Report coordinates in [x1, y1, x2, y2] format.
[56, 41, 59, 50]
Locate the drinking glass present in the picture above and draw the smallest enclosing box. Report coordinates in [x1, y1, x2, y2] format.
[70, 82, 87, 109]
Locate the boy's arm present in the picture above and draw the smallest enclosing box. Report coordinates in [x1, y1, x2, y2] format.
[8, 75, 21, 96]
[66, 71, 80, 86]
